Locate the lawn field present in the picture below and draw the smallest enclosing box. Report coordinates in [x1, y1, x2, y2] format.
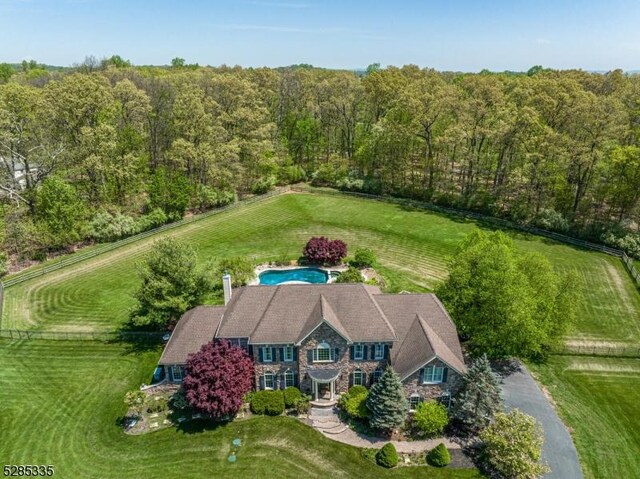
[0, 339, 484, 479]
[4, 192, 639, 347]
[530, 356, 640, 479]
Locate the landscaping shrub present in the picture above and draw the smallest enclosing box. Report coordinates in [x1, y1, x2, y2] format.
[303, 236, 347, 265]
[376, 443, 398, 468]
[532, 208, 570, 233]
[335, 266, 364, 283]
[283, 386, 303, 408]
[278, 164, 306, 184]
[338, 387, 370, 419]
[170, 389, 189, 410]
[480, 410, 549, 478]
[90, 212, 138, 242]
[124, 390, 146, 418]
[250, 390, 285, 416]
[347, 385, 368, 396]
[412, 401, 449, 437]
[426, 443, 451, 467]
[350, 248, 377, 268]
[136, 208, 168, 232]
[146, 397, 168, 413]
[601, 231, 640, 259]
[194, 185, 235, 211]
[295, 395, 311, 415]
[336, 176, 364, 192]
[252, 176, 276, 194]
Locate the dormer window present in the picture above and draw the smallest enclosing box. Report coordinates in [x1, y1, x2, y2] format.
[313, 341, 334, 362]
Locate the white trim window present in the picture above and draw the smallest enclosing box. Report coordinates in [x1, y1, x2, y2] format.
[262, 346, 273, 363]
[353, 369, 365, 386]
[284, 370, 295, 388]
[353, 343, 364, 360]
[374, 343, 384, 360]
[409, 394, 422, 411]
[372, 368, 383, 383]
[313, 341, 333, 362]
[283, 345, 294, 362]
[263, 371, 275, 390]
[422, 365, 444, 384]
[171, 365, 183, 382]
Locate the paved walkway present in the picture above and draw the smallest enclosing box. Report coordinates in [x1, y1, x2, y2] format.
[501, 364, 583, 479]
[308, 407, 460, 453]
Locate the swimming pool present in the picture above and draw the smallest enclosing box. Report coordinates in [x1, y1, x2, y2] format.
[258, 267, 329, 285]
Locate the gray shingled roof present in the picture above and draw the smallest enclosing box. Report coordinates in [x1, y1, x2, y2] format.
[218, 284, 397, 344]
[159, 286, 466, 377]
[158, 306, 225, 365]
[374, 293, 467, 376]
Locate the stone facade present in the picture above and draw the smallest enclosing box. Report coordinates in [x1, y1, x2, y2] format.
[298, 322, 352, 394]
[251, 344, 299, 390]
[251, 323, 393, 396]
[402, 358, 463, 401]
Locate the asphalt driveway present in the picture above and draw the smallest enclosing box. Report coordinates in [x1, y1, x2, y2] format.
[500, 364, 583, 479]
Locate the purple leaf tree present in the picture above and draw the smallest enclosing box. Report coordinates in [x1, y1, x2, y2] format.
[183, 339, 254, 419]
[303, 236, 347, 265]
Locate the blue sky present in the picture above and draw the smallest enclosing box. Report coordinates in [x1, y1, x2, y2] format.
[1, 0, 639, 71]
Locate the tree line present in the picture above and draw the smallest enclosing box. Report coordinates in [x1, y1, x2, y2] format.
[1, 60, 640, 273]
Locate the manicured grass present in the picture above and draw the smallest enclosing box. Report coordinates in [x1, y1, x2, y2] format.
[530, 356, 640, 479]
[0, 339, 483, 479]
[4, 193, 639, 346]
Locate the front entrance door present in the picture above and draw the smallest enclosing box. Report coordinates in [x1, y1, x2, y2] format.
[318, 382, 331, 399]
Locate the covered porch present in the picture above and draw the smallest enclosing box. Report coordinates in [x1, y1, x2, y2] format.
[307, 368, 341, 405]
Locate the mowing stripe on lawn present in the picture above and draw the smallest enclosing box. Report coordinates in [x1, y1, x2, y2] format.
[2, 193, 639, 347]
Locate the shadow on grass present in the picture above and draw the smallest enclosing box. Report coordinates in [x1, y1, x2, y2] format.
[168, 408, 232, 435]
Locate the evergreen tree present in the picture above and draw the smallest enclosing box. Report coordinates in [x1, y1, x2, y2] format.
[366, 367, 408, 433]
[452, 354, 503, 432]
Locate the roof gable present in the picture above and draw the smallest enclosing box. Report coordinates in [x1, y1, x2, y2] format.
[295, 294, 352, 345]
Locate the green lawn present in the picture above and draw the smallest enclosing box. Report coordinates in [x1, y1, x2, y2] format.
[0, 339, 483, 479]
[530, 356, 640, 479]
[2, 192, 640, 479]
[4, 193, 639, 346]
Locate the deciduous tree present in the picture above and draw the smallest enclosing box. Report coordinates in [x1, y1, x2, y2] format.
[131, 238, 214, 329]
[183, 340, 254, 419]
[436, 230, 578, 359]
[480, 409, 549, 479]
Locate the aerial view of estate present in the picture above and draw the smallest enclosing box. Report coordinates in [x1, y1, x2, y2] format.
[0, 1, 639, 478]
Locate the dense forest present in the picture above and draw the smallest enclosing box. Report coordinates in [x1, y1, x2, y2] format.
[1, 59, 640, 273]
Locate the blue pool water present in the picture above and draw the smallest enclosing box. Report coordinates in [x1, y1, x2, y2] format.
[259, 267, 329, 285]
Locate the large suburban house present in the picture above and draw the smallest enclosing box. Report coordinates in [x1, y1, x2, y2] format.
[158, 277, 467, 408]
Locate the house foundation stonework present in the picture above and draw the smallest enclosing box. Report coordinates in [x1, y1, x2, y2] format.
[158, 283, 467, 404]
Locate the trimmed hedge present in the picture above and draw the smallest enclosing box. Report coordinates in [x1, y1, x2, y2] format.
[283, 386, 303, 408]
[426, 443, 451, 467]
[376, 443, 398, 468]
[250, 390, 285, 416]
